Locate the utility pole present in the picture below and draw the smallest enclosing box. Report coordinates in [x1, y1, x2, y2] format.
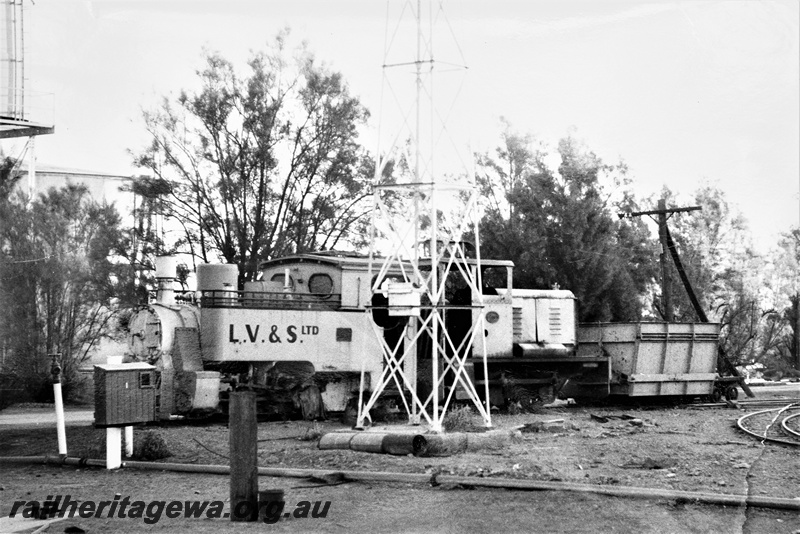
[620, 200, 701, 322]
[657, 199, 673, 322]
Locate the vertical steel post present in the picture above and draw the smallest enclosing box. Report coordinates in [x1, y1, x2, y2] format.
[28, 136, 36, 201]
[50, 353, 67, 457]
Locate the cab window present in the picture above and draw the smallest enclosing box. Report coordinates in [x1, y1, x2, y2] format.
[309, 273, 334, 295]
[270, 273, 294, 290]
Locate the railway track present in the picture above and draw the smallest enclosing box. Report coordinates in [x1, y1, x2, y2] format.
[690, 397, 800, 409]
[780, 411, 800, 440]
[736, 403, 800, 446]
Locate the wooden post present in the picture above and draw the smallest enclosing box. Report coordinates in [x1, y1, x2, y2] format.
[657, 199, 673, 322]
[229, 391, 258, 522]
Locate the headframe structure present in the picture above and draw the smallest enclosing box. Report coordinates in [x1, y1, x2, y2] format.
[1, 0, 54, 202]
[357, 0, 492, 432]
[1, 0, 53, 139]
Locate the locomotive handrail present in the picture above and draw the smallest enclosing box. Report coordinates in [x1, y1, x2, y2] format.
[365, 304, 485, 310]
[199, 289, 342, 310]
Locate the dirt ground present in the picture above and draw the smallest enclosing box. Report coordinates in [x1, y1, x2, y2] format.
[1, 386, 799, 533]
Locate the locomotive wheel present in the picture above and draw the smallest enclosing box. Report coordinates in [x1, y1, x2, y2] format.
[725, 386, 739, 401]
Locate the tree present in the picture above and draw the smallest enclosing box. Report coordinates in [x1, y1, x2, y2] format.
[758, 228, 800, 377]
[132, 32, 374, 285]
[476, 129, 656, 322]
[0, 182, 132, 400]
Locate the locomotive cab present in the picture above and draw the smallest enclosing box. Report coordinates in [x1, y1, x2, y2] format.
[198, 253, 390, 417]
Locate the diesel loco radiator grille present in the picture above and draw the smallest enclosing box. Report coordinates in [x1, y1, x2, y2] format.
[549, 308, 562, 337]
[513, 307, 523, 337]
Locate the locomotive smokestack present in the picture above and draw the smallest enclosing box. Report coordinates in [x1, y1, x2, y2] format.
[154, 255, 177, 306]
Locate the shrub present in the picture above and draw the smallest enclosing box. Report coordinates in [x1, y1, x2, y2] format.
[442, 405, 476, 432]
[133, 431, 171, 460]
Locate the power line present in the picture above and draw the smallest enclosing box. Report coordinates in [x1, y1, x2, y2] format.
[0, 254, 54, 264]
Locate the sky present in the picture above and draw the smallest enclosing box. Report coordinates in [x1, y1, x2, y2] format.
[3, 0, 799, 252]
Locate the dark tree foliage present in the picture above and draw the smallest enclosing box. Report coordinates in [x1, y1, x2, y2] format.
[747, 228, 800, 376]
[0, 183, 133, 401]
[132, 33, 374, 285]
[0, 157, 24, 200]
[477, 128, 656, 322]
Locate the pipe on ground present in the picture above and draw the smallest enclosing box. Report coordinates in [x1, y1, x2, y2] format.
[1, 456, 798, 511]
[318, 431, 510, 456]
[0, 455, 106, 468]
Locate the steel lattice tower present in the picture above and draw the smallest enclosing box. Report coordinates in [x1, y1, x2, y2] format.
[357, 0, 492, 432]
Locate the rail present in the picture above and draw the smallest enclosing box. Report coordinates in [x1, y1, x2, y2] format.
[735, 404, 800, 447]
[199, 290, 342, 310]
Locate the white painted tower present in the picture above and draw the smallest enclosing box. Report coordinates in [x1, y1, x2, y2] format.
[357, 0, 492, 432]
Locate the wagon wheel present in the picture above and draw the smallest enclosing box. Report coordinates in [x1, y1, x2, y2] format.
[725, 386, 739, 401]
[709, 387, 723, 403]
